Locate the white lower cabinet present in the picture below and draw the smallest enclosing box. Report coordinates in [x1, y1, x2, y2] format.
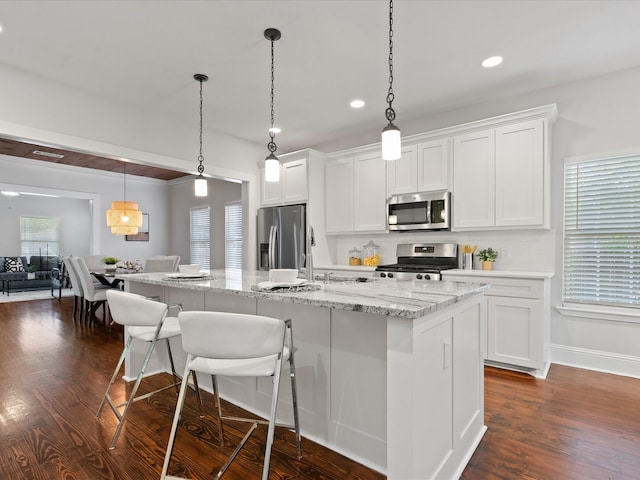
[442, 272, 552, 377]
[487, 295, 540, 368]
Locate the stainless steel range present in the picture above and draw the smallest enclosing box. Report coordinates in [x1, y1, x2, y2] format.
[375, 243, 458, 281]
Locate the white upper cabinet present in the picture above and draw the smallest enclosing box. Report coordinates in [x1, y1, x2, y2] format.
[495, 120, 544, 227]
[453, 129, 496, 229]
[325, 149, 387, 233]
[386, 144, 418, 196]
[354, 150, 387, 231]
[260, 158, 308, 206]
[417, 139, 449, 192]
[325, 157, 354, 233]
[386, 140, 449, 196]
[453, 117, 549, 231]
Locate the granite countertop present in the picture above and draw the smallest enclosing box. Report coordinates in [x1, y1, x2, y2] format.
[119, 270, 490, 320]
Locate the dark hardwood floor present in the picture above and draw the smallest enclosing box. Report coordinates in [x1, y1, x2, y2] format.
[1, 297, 639, 480]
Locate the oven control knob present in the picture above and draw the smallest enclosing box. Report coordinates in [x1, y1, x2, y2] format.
[416, 274, 423, 280]
[388, 273, 394, 278]
[424, 274, 432, 280]
[380, 272, 387, 278]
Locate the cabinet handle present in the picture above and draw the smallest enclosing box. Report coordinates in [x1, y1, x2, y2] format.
[443, 342, 451, 370]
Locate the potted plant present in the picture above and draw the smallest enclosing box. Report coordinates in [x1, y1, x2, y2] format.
[477, 247, 498, 270]
[103, 256, 120, 271]
[26, 265, 37, 280]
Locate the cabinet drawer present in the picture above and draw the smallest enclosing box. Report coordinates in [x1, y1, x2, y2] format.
[444, 275, 542, 299]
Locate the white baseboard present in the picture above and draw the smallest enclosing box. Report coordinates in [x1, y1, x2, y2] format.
[550, 344, 640, 379]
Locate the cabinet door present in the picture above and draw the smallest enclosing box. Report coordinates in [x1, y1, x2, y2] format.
[260, 167, 282, 206]
[414, 317, 453, 477]
[452, 129, 495, 230]
[495, 119, 544, 227]
[417, 139, 449, 192]
[386, 144, 418, 196]
[487, 296, 541, 369]
[354, 151, 387, 231]
[325, 158, 354, 232]
[282, 159, 308, 204]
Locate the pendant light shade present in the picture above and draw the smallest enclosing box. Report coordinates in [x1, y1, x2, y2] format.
[264, 28, 281, 183]
[193, 73, 209, 197]
[381, 0, 401, 161]
[106, 163, 143, 235]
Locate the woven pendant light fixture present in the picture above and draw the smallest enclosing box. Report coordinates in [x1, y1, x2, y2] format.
[381, 0, 401, 160]
[264, 28, 282, 182]
[106, 162, 143, 235]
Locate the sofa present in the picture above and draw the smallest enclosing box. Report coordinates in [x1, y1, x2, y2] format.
[0, 255, 62, 295]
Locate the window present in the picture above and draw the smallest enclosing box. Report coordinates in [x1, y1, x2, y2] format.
[563, 154, 640, 309]
[225, 202, 243, 270]
[20, 216, 60, 257]
[190, 206, 210, 270]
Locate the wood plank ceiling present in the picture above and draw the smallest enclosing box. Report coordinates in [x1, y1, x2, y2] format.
[0, 137, 190, 181]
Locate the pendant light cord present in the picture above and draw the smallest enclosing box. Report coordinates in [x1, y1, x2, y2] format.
[267, 37, 277, 155]
[385, 0, 396, 124]
[197, 78, 205, 175]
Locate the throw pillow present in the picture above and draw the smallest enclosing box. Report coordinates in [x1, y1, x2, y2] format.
[4, 257, 25, 273]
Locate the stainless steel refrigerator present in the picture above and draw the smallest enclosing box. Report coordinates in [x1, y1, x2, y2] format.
[257, 204, 307, 270]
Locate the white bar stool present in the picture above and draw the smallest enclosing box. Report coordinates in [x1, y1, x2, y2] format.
[160, 311, 302, 480]
[96, 290, 203, 450]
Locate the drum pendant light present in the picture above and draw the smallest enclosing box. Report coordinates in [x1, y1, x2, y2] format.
[264, 28, 281, 183]
[381, 0, 401, 161]
[106, 162, 143, 235]
[194, 73, 209, 197]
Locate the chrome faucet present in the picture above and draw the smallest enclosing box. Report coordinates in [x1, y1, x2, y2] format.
[305, 225, 316, 282]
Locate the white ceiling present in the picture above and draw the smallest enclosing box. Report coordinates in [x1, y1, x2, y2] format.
[2, 0, 640, 155]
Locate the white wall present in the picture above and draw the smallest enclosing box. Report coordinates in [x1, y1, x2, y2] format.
[0, 192, 91, 257]
[319, 65, 640, 378]
[168, 177, 242, 268]
[0, 155, 170, 263]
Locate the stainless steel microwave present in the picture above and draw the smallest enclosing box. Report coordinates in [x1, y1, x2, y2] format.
[387, 191, 451, 231]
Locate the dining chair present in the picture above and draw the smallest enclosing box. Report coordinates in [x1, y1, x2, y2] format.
[97, 290, 200, 450]
[160, 311, 302, 480]
[62, 256, 84, 322]
[144, 255, 180, 273]
[71, 257, 110, 325]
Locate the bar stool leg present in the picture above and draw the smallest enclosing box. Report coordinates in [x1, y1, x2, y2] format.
[212, 375, 224, 446]
[286, 320, 302, 459]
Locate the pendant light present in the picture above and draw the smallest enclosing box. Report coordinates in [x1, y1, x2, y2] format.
[381, 0, 401, 161]
[264, 28, 281, 183]
[194, 73, 209, 196]
[106, 162, 143, 235]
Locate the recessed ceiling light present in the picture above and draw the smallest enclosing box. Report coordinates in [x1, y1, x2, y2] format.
[33, 150, 65, 159]
[482, 56, 503, 68]
[1, 191, 20, 197]
[268, 126, 281, 134]
[350, 99, 365, 109]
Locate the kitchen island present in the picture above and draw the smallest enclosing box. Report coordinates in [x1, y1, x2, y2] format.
[121, 270, 489, 479]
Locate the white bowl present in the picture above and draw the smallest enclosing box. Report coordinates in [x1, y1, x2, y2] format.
[178, 264, 201, 274]
[269, 268, 299, 283]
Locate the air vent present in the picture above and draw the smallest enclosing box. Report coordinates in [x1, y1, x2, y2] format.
[33, 150, 65, 159]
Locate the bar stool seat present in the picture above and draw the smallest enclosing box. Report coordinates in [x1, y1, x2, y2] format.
[161, 311, 301, 480]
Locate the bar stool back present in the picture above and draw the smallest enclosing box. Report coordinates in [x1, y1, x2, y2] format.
[160, 311, 301, 480]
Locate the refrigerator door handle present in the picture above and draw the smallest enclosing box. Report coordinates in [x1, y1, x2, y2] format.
[269, 225, 278, 269]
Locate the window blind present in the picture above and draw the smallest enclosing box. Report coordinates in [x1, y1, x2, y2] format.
[20, 216, 60, 257]
[225, 202, 243, 270]
[563, 155, 640, 308]
[190, 206, 210, 270]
